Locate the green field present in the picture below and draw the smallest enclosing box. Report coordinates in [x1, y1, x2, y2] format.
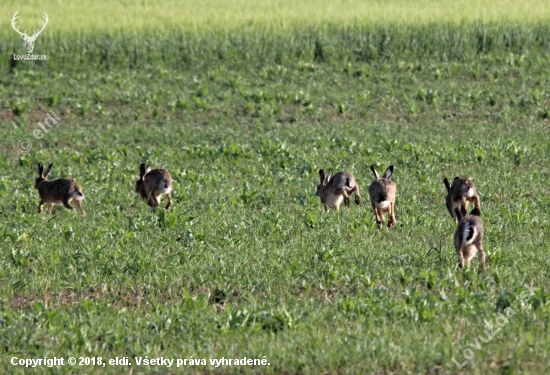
[1, 1, 550, 374]
[2, 0, 550, 32]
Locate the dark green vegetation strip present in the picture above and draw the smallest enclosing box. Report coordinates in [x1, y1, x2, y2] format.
[2, 23, 550, 70]
[1, 24, 550, 374]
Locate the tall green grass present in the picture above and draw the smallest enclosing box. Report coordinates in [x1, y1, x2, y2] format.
[2, 0, 550, 33]
[3, 23, 550, 72]
[2, 0, 550, 72]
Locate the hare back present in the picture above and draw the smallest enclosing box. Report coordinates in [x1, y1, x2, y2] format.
[455, 215, 483, 246]
[144, 169, 172, 189]
[327, 171, 356, 190]
[38, 178, 83, 200]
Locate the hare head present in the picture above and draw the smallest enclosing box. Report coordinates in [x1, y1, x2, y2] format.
[35, 162, 52, 189]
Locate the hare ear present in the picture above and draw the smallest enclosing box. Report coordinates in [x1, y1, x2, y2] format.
[43, 163, 53, 178]
[319, 169, 325, 184]
[38, 163, 43, 176]
[145, 165, 152, 175]
[443, 178, 451, 193]
[383, 165, 394, 179]
[326, 170, 333, 183]
[370, 165, 380, 179]
[139, 163, 146, 178]
[454, 207, 463, 221]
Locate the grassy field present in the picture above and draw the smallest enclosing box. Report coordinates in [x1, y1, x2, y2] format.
[1, 1, 550, 374]
[2, 0, 550, 33]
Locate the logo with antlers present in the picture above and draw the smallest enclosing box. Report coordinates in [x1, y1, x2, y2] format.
[11, 11, 49, 54]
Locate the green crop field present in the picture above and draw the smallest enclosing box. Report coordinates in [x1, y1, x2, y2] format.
[1, 1, 550, 374]
[2, 0, 550, 33]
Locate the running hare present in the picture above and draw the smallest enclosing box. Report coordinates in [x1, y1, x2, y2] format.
[443, 177, 481, 223]
[316, 169, 361, 212]
[34, 162, 85, 216]
[135, 163, 173, 211]
[454, 207, 485, 270]
[368, 165, 396, 228]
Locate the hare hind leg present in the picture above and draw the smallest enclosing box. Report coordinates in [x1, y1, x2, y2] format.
[354, 186, 361, 205]
[61, 197, 74, 210]
[164, 193, 172, 210]
[147, 191, 160, 211]
[344, 185, 361, 205]
[340, 188, 350, 208]
[73, 199, 86, 217]
[456, 246, 465, 268]
[463, 245, 476, 268]
[388, 202, 397, 227]
[372, 203, 383, 227]
[476, 237, 485, 271]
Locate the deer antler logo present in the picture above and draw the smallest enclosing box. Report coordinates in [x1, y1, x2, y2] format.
[11, 11, 49, 54]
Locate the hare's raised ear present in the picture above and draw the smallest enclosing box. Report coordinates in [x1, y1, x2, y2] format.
[326, 170, 333, 183]
[454, 207, 463, 221]
[139, 163, 146, 178]
[38, 162, 43, 176]
[443, 178, 451, 193]
[319, 169, 325, 184]
[370, 165, 380, 179]
[43, 163, 53, 178]
[383, 165, 394, 179]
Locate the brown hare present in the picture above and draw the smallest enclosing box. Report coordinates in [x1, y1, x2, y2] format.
[34, 162, 85, 216]
[443, 177, 481, 223]
[368, 165, 396, 228]
[135, 163, 173, 211]
[454, 207, 485, 270]
[316, 169, 361, 212]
